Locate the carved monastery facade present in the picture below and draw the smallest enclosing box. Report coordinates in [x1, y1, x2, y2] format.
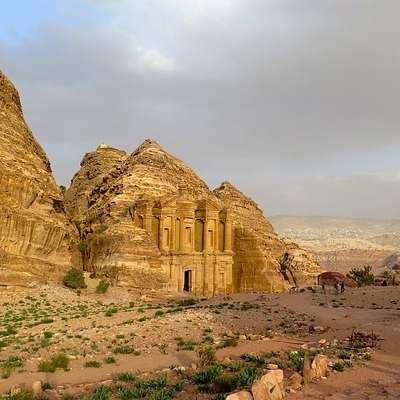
[133, 187, 234, 297]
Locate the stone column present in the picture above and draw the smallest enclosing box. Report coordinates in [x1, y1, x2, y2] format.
[224, 215, 232, 251]
[179, 219, 185, 251]
[214, 219, 219, 251]
[203, 219, 208, 251]
[159, 216, 165, 249]
[170, 218, 175, 250]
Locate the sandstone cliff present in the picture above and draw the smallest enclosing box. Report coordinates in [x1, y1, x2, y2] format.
[213, 183, 322, 289]
[65, 140, 324, 294]
[0, 70, 79, 287]
[0, 70, 323, 294]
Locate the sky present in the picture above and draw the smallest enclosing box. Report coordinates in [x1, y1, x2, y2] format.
[1, 0, 400, 220]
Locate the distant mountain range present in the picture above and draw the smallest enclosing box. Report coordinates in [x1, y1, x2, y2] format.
[268, 216, 400, 273]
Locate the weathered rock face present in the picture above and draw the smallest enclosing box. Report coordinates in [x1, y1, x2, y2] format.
[279, 238, 324, 287]
[213, 182, 290, 292]
[0, 70, 323, 293]
[0, 71, 79, 287]
[64, 144, 127, 221]
[65, 139, 324, 295]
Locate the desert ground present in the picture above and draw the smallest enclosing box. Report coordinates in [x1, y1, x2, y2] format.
[0, 279, 399, 399]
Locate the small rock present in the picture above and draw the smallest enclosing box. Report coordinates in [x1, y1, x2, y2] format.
[32, 381, 42, 394]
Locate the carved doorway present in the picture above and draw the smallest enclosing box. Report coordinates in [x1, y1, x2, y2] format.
[183, 270, 192, 292]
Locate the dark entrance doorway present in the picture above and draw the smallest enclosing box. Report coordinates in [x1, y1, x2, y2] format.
[183, 270, 192, 292]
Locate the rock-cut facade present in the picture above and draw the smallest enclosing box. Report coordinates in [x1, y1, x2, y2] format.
[133, 186, 234, 295]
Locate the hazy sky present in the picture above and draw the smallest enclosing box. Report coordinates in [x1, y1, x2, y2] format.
[1, 0, 400, 219]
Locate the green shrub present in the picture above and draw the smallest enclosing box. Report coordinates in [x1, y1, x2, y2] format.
[176, 339, 197, 351]
[77, 241, 87, 255]
[95, 224, 109, 234]
[41, 382, 52, 391]
[217, 337, 238, 349]
[84, 360, 102, 368]
[193, 365, 222, 384]
[177, 298, 197, 307]
[104, 356, 116, 364]
[38, 353, 69, 372]
[118, 371, 136, 381]
[62, 268, 87, 289]
[154, 310, 165, 317]
[363, 353, 372, 360]
[332, 362, 345, 372]
[237, 365, 262, 387]
[346, 264, 375, 287]
[286, 350, 305, 372]
[96, 280, 110, 293]
[213, 374, 238, 393]
[1, 355, 23, 378]
[91, 386, 112, 400]
[197, 346, 217, 366]
[0, 326, 17, 336]
[113, 346, 141, 355]
[8, 389, 36, 400]
[39, 317, 54, 324]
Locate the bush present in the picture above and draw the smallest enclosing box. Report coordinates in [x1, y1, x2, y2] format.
[217, 337, 238, 349]
[38, 353, 69, 372]
[346, 264, 375, 287]
[84, 361, 102, 368]
[197, 346, 217, 367]
[237, 365, 262, 387]
[0, 355, 23, 378]
[77, 241, 87, 255]
[62, 268, 87, 289]
[8, 389, 36, 400]
[286, 350, 305, 372]
[96, 280, 110, 293]
[332, 362, 345, 372]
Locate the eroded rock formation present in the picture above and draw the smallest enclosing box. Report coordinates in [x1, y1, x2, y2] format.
[0, 71, 79, 288]
[0, 70, 324, 294]
[65, 139, 324, 295]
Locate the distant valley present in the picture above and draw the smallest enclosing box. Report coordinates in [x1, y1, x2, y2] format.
[268, 215, 400, 274]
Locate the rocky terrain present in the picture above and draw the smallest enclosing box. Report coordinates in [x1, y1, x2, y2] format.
[269, 216, 400, 283]
[0, 71, 79, 289]
[0, 69, 324, 294]
[0, 283, 398, 399]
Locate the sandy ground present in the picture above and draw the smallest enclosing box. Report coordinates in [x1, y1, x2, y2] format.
[0, 283, 399, 399]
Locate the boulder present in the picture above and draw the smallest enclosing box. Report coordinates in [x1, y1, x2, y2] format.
[251, 369, 285, 400]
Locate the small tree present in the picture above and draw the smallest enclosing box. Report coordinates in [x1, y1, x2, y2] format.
[346, 264, 374, 287]
[96, 280, 110, 293]
[59, 185, 67, 194]
[62, 267, 87, 289]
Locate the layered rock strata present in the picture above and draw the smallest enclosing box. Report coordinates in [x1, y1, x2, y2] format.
[0, 71, 79, 287]
[0, 70, 324, 293]
[65, 139, 324, 295]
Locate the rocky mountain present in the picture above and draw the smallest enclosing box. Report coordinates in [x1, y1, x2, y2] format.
[0, 70, 324, 294]
[0, 70, 79, 288]
[65, 140, 324, 295]
[269, 215, 400, 280]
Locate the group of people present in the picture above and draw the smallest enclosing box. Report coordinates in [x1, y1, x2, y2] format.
[321, 281, 345, 294]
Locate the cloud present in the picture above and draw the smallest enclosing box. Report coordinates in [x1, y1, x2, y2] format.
[136, 48, 176, 74]
[1, 0, 400, 219]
